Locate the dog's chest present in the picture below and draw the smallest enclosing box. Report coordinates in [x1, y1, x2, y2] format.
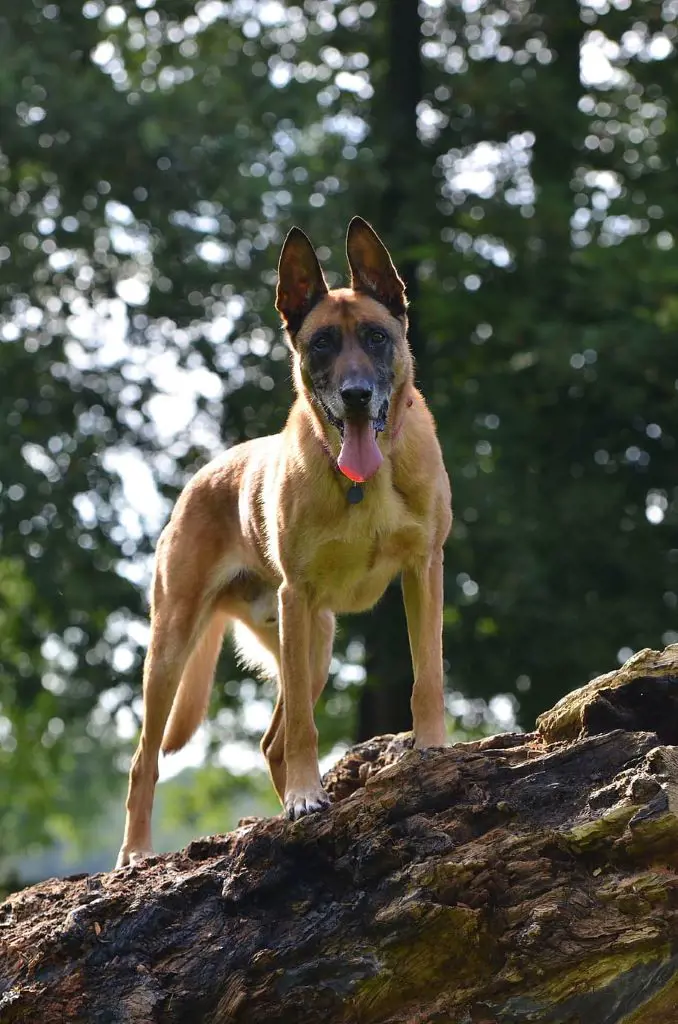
[301, 504, 428, 613]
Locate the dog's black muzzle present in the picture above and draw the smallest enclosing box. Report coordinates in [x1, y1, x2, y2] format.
[319, 394, 390, 438]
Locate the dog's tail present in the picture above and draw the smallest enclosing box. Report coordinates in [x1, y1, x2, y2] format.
[231, 621, 279, 680]
[161, 609, 228, 754]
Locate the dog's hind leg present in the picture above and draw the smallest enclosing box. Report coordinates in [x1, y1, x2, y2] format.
[116, 535, 217, 867]
[235, 621, 299, 804]
[231, 619, 286, 799]
[261, 689, 285, 800]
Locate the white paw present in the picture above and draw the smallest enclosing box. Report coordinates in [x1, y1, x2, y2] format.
[284, 785, 331, 821]
[115, 847, 154, 869]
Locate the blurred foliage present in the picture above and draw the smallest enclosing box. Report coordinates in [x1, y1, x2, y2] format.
[0, 764, 279, 894]
[1, 0, 677, 863]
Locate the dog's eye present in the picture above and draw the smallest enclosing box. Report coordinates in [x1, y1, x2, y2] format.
[370, 330, 388, 346]
[310, 333, 333, 354]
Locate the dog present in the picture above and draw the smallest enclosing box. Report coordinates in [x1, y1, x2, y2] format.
[116, 217, 452, 867]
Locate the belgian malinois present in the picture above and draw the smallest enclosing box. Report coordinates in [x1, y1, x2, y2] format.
[116, 217, 452, 867]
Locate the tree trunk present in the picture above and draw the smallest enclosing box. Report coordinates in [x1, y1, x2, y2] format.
[4, 646, 678, 1022]
[356, 0, 429, 742]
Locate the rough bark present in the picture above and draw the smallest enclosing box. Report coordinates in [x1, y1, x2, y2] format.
[3, 646, 678, 1024]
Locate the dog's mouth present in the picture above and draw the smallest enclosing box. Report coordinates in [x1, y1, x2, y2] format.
[321, 399, 389, 484]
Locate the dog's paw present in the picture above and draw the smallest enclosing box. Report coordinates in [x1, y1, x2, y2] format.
[284, 785, 332, 821]
[414, 725, 447, 749]
[115, 847, 154, 869]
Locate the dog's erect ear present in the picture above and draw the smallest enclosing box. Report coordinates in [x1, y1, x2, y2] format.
[276, 227, 329, 338]
[346, 217, 407, 318]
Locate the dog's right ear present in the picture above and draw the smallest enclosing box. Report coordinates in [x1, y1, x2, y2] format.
[276, 227, 329, 339]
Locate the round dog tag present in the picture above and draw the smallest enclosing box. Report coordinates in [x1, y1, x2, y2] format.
[347, 483, 364, 504]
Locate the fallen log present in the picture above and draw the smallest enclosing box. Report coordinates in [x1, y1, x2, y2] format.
[3, 645, 678, 1023]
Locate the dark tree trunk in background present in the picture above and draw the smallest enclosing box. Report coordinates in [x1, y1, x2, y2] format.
[355, 0, 429, 742]
[527, 7, 586, 297]
[5, 652, 678, 1022]
[355, 4, 590, 742]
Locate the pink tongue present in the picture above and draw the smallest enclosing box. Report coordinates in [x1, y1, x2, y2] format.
[337, 421, 383, 483]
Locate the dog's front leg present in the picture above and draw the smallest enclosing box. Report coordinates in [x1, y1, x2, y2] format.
[402, 550, 447, 748]
[278, 582, 331, 819]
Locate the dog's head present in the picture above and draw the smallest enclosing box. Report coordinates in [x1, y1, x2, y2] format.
[275, 217, 412, 482]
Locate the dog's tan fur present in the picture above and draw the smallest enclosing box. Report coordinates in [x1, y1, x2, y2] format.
[116, 218, 452, 867]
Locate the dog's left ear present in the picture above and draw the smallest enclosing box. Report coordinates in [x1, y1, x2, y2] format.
[346, 217, 407, 318]
[276, 226, 329, 339]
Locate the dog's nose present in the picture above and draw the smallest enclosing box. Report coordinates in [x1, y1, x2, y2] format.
[340, 381, 373, 411]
